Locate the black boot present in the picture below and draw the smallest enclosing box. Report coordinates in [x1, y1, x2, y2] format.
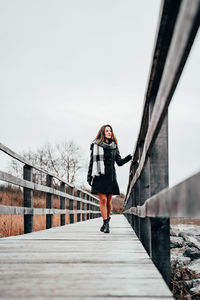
[104, 218, 110, 233]
[100, 219, 106, 232]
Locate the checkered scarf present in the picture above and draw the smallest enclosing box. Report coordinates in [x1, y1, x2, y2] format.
[91, 140, 116, 179]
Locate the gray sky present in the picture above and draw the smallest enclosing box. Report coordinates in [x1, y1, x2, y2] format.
[0, 0, 200, 194]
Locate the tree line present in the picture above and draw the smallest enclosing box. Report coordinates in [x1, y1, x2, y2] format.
[9, 139, 86, 186]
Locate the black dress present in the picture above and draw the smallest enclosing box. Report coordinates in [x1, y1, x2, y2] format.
[87, 139, 132, 195]
[91, 145, 120, 195]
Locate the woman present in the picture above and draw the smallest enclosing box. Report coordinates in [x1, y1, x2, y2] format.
[87, 124, 132, 233]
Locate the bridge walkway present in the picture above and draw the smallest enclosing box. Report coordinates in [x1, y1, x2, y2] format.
[0, 214, 173, 299]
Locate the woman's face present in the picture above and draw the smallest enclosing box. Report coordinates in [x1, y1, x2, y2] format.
[104, 126, 112, 139]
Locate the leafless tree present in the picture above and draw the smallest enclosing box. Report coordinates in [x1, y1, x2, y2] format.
[56, 139, 83, 184]
[8, 139, 84, 185]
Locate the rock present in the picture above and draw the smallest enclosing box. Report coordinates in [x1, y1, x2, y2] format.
[170, 236, 184, 248]
[184, 236, 200, 251]
[187, 259, 200, 279]
[170, 226, 179, 236]
[178, 231, 189, 240]
[171, 252, 191, 268]
[183, 247, 200, 260]
[193, 279, 200, 287]
[177, 225, 200, 238]
[181, 279, 193, 289]
[171, 247, 185, 255]
[190, 284, 200, 296]
[170, 225, 200, 299]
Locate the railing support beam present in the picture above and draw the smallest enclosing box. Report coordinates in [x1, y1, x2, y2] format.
[149, 112, 170, 287]
[23, 165, 33, 233]
[46, 175, 53, 229]
[60, 182, 66, 226]
[139, 158, 151, 256]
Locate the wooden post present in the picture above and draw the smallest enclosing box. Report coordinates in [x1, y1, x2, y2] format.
[46, 175, 53, 229]
[77, 190, 81, 222]
[126, 191, 130, 225]
[134, 181, 140, 237]
[87, 194, 90, 220]
[93, 198, 97, 219]
[139, 158, 151, 256]
[60, 181, 66, 226]
[82, 193, 85, 221]
[23, 165, 33, 233]
[67, 186, 74, 224]
[89, 196, 93, 219]
[131, 160, 139, 230]
[149, 112, 170, 287]
[128, 190, 133, 229]
[124, 197, 128, 223]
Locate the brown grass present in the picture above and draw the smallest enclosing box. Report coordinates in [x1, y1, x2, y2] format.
[0, 186, 80, 238]
[111, 195, 124, 213]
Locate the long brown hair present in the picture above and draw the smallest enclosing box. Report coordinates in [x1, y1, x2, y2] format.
[93, 124, 118, 145]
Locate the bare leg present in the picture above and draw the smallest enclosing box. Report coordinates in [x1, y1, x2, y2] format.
[106, 194, 112, 218]
[98, 192, 107, 220]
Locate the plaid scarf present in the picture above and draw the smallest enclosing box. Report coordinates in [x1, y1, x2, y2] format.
[91, 140, 116, 178]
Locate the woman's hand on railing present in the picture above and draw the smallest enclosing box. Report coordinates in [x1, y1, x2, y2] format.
[127, 154, 132, 161]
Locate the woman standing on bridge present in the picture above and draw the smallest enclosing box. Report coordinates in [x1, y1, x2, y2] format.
[87, 124, 132, 233]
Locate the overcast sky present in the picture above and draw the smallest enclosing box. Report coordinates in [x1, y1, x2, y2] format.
[0, 0, 200, 194]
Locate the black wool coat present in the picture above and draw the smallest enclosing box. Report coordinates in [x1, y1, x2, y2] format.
[87, 142, 132, 195]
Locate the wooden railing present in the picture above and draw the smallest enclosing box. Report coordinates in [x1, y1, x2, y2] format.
[0, 142, 100, 234]
[123, 0, 200, 288]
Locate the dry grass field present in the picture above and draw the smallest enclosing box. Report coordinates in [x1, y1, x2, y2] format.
[0, 186, 76, 238]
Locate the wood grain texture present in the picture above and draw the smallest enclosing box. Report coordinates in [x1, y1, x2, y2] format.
[0, 171, 99, 208]
[0, 205, 100, 215]
[124, 171, 200, 218]
[0, 215, 174, 299]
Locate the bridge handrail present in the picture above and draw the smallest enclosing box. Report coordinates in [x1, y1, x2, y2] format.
[124, 170, 200, 218]
[0, 170, 99, 207]
[125, 0, 200, 204]
[123, 0, 200, 288]
[0, 142, 100, 234]
[0, 142, 96, 198]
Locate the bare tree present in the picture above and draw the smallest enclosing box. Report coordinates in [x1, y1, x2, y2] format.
[8, 139, 84, 185]
[56, 139, 83, 184]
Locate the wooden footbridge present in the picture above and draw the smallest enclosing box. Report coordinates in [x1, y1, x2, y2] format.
[1, 0, 200, 299]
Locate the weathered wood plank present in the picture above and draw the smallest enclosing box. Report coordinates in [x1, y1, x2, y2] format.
[0, 278, 173, 298]
[0, 205, 100, 215]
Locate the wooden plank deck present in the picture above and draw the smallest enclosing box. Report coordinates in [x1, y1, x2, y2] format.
[0, 214, 174, 299]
